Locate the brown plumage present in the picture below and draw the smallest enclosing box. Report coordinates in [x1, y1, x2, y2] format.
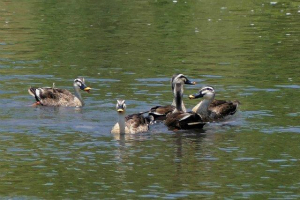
[189, 86, 240, 122]
[148, 105, 175, 121]
[149, 74, 196, 121]
[209, 99, 240, 116]
[165, 111, 205, 130]
[28, 77, 91, 107]
[111, 100, 153, 134]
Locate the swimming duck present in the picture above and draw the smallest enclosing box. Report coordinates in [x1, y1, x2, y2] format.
[111, 100, 153, 134]
[164, 82, 205, 130]
[189, 86, 240, 122]
[149, 74, 196, 121]
[28, 77, 91, 107]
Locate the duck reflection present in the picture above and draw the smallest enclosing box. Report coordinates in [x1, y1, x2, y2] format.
[172, 129, 206, 159]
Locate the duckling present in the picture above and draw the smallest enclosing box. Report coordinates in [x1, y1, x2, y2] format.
[165, 82, 206, 130]
[28, 77, 91, 107]
[189, 86, 240, 122]
[149, 74, 196, 121]
[111, 100, 153, 134]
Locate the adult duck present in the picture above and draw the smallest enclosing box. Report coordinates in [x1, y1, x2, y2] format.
[149, 74, 196, 121]
[111, 100, 153, 134]
[28, 77, 91, 107]
[165, 82, 205, 130]
[189, 86, 240, 122]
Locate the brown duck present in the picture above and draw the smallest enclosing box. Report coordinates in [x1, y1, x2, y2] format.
[189, 86, 240, 122]
[149, 74, 196, 121]
[165, 82, 205, 130]
[28, 77, 91, 107]
[111, 100, 153, 134]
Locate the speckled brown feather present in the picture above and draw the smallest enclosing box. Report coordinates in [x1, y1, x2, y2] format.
[125, 114, 150, 133]
[165, 111, 205, 130]
[209, 99, 240, 119]
[29, 87, 82, 107]
[148, 105, 175, 121]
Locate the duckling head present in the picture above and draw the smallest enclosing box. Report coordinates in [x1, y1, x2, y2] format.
[189, 86, 215, 100]
[116, 100, 126, 114]
[171, 74, 196, 90]
[74, 77, 91, 93]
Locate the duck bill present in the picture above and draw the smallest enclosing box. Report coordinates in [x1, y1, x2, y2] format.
[189, 92, 204, 99]
[84, 87, 91, 93]
[117, 109, 124, 113]
[185, 78, 196, 85]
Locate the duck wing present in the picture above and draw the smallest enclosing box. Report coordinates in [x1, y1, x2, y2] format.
[125, 113, 150, 134]
[149, 105, 175, 121]
[209, 99, 240, 118]
[165, 111, 205, 130]
[209, 99, 228, 107]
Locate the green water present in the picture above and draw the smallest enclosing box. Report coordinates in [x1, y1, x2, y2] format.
[0, 0, 300, 199]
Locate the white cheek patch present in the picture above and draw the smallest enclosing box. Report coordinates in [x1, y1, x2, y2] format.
[35, 89, 43, 100]
[36, 89, 41, 97]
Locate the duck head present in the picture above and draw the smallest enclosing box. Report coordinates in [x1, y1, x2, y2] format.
[171, 74, 196, 91]
[189, 86, 215, 100]
[74, 77, 91, 93]
[116, 100, 126, 114]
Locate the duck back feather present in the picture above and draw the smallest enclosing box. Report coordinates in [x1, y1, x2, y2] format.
[28, 87, 82, 107]
[165, 111, 205, 130]
[148, 105, 175, 121]
[111, 113, 151, 134]
[209, 99, 240, 119]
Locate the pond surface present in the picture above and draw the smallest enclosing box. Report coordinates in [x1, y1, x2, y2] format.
[0, 0, 300, 199]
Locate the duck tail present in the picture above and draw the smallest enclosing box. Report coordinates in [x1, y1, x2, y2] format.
[233, 100, 241, 105]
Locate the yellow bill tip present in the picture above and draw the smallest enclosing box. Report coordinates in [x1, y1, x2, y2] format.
[84, 87, 91, 93]
[189, 95, 195, 99]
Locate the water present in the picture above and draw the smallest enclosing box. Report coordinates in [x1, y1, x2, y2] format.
[0, 0, 300, 199]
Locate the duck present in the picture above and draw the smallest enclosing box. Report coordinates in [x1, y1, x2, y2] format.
[111, 100, 153, 134]
[148, 74, 196, 121]
[28, 77, 91, 107]
[164, 82, 206, 130]
[189, 86, 240, 122]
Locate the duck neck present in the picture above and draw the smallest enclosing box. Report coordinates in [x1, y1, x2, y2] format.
[173, 83, 185, 112]
[192, 98, 213, 118]
[118, 112, 126, 134]
[74, 86, 83, 105]
[172, 97, 186, 112]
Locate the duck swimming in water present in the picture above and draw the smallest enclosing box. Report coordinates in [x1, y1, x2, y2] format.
[111, 100, 153, 134]
[28, 77, 91, 107]
[189, 86, 240, 122]
[148, 74, 196, 121]
[164, 82, 205, 130]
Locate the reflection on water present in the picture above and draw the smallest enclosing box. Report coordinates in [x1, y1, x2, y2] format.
[1, 0, 300, 199]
